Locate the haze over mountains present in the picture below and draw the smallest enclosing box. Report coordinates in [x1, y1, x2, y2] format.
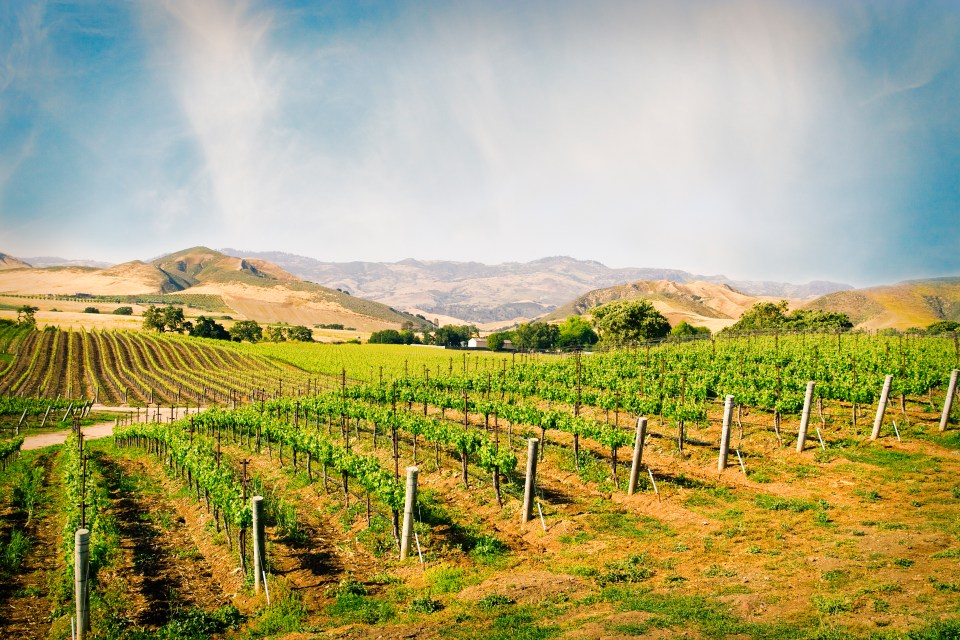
[220, 249, 852, 324]
[1, 247, 958, 332]
[0, 248, 422, 331]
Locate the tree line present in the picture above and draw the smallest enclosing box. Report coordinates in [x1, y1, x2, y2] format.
[141, 305, 312, 343]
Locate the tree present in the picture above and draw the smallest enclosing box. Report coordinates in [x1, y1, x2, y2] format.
[591, 299, 670, 345]
[431, 325, 477, 347]
[112, 306, 133, 315]
[724, 301, 852, 333]
[230, 320, 263, 343]
[16, 305, 38, 327]
[486, 332, 508, 351]
[143, 305, 165, 332]
[926, 320, 960, 334]
[557, 316, 599, 349]
[286, 325, 313, 342]
[728, 301, 790, 331]
[189, 316, 230, 340]
[83, 306, 100, 314]
[513, 322, 560, 351]
[369, 329, 403, 344]
[670, 321, 710, 338]
[399, 330, 420, 345]
[267, 325, 287, 342]
[162, 306, 186, 333]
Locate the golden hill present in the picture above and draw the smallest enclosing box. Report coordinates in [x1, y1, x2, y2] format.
[544, 280, 782, 333]
[803, 277, 960, 330]
[0, 253, 31, 271]
[0, 247, 424, 331]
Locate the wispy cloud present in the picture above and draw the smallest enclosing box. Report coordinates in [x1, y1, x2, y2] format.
[2, 0, 958, 284]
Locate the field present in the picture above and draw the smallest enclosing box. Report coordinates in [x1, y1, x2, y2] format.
[0, 329, 958, 639]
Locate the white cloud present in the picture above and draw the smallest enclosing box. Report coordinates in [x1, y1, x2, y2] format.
[129, 0, 945, 283]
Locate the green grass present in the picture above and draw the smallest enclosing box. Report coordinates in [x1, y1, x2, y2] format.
[425, 566, 466, 594]
[754, 494, 827, 513]
[1, 529, 30, 572]
[601, 587, 805, 639]
[588, 512, 673, 539]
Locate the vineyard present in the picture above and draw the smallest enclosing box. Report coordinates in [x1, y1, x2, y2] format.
[0, 325, 320, 406]
[0, 329, 959, 638]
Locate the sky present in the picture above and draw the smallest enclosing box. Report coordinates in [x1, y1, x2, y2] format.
[1, 0, 958, 286]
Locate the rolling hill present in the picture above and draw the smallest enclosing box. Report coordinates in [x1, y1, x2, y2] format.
[222, 250, 851, 325]
[803, 277, 960, 330]
[543, 280, 779, 333]
[0, 247, 427, 331]
[547, 276, 960, 333]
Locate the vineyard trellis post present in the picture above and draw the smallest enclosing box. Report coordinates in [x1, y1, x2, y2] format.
[718, 395, 734, 472]
[252, 496, 266, 594]
[399, 466, 419, 561]
[521, 438, 539, 525]
[797, 381, 816, 452]
[871, 375, 893, 440]
[75, 528, 90, 638]
[628, 417, 647, 495]
[940, 369, 959, 432]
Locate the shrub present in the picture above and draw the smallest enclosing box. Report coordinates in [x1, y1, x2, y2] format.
[112, 306, 133, 315]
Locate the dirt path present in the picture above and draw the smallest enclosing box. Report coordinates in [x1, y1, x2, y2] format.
[0, 451, 63, 639]
[94, 451, 229, 629]
[22, 406, 206, 451]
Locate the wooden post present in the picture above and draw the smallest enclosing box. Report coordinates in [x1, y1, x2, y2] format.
[627, 417, 647, 495]
[521, 438, 539, 525]
[252, 496, 265, 594]
[75, 528, 90, 638]
[399, 467, 418, 561]
[796, 381, 815, 452]
[871, 375, 893, 440]
[718, 395, 734, 472]
[940, 369, 959, 432]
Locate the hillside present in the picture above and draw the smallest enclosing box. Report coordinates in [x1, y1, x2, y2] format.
[803, 277, 960, 330]
[222, 250, 850, 324]
[543, 280, 778, 332]
[0, 253, 32, 271]
[0, 247, 426, 331]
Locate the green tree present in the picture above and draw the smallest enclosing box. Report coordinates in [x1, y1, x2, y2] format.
[83, 306, 99, 314]
[727, 301, 790, 332]
[230, 320, 262, 343]
[286, 325, 313, 341]
[513, 322, 560, 351]
[189, 316, 230, 340]
[16, 305, 38, 327]
[143, 305, 165, 332]
[557, 316, 599, 349]
[369, 329, 404, 344]
[162, 306, 186, 333]
[432, 325, 477, 347]
[486, 332, 508, 351]
[267, 325, 287, 342]
[112, 306, 134, 315]
[591, 299, 670, 345]
[725, 301, 852, 333]
[670, 321, 710, 338]
[926, 320, 960, 334]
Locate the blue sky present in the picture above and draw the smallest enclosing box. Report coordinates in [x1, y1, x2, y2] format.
[1, 0, 958, 286]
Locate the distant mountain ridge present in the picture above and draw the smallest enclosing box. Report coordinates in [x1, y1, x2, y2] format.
[0, 247, 425, 331]
[222, 249, 852, 324]
[20, 256, 113, 268]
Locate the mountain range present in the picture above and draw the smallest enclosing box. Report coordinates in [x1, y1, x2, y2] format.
[1, 248, 957, 332]
[0, 247, 424, 331]
[220, 249, 851, 324]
